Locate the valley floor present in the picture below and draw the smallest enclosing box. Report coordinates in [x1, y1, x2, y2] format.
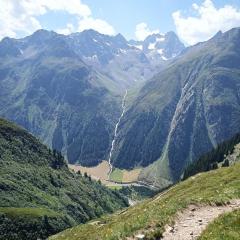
[68, 161, 142, 188]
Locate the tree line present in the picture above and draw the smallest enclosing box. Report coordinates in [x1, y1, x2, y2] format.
[183, 133, 240, 179]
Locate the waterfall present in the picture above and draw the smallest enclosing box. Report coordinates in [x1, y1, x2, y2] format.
[108, 90, 128, 178]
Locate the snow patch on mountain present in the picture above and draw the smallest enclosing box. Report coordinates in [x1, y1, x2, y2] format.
[156, 37, 165, 42]
[148, 43, 155, 50]
[135, 45, 143, 50]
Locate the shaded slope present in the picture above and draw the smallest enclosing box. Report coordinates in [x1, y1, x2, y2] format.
[0, 118, 128, 239]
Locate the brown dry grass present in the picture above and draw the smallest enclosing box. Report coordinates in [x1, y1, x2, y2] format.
[122, 168, 141, 182]
[68, 162, 142, 187]
[68, 161, 110, 184]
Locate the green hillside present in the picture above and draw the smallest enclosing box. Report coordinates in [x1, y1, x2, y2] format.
[0, 118, 128, 239]
[50, 161, 240, 240]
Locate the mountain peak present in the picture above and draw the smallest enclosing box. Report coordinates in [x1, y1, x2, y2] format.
[80, 29, 102, 36]
[165, 31, 178, 38]
[31, 29, 56, 37]
[25, 29, 58, 45]
[115, 33, 126, 41]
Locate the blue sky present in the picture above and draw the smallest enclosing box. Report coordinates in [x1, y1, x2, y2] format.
[1, 0, 240, 45]
[83, 0, 240, 39]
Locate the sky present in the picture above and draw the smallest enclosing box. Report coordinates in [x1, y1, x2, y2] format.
[1, 0, 240, 45]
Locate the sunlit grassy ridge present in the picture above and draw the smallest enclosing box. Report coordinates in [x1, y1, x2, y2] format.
[50, 162, 240, 240]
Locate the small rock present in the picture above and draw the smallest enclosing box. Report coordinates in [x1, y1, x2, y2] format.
[135, 234, 145, 239]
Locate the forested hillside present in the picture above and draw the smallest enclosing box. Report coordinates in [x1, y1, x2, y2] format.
[0, 118, 127, 240]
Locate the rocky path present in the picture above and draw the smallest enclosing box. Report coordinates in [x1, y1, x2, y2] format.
[130, 200, 240, 240]
[162, 199, 240, 240]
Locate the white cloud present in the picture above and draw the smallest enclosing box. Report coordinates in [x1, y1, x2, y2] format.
[78, 17, 115, 35]
[173, 0, 240, 45]
[0, 0, 115, 39]
[40, 0, 91, 17]
[135, 22, 159, 41]
[57, 23, 75, 35]
[0, 0, 42, 39]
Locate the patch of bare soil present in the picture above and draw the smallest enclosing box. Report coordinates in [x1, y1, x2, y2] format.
[122, 168, 141, 182]
[68, 161, 110, 184]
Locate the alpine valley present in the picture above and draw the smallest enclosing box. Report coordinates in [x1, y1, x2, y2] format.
[2, 0, 240, 239]
[1, 27, 240, 190]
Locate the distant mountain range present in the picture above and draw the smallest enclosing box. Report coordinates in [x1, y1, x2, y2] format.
[68, 29, 184, 88]
[129, 31, 185, 63]
[0, 29, 184, 168]
[1, 27, 240, 189]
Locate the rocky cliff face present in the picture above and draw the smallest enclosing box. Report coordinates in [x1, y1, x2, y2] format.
[111, 28, 240, 187]
[68, 30, 184, 88]
[129, 31, 185, 65]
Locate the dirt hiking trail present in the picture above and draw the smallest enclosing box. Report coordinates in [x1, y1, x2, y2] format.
[130, 199, 240, 240]
[162, 199, 240, 240]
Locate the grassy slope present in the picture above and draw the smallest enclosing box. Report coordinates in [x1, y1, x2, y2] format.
[0, 118, 128, 239]
[199, 209, 240, 240]
[50, 162, 240, 240]
[109, 167, 142, 183]
[110, 169, 123, 182]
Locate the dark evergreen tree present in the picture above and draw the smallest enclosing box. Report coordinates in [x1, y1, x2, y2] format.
[222, 159, 230, 167]
[183, 133, 240, 179]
